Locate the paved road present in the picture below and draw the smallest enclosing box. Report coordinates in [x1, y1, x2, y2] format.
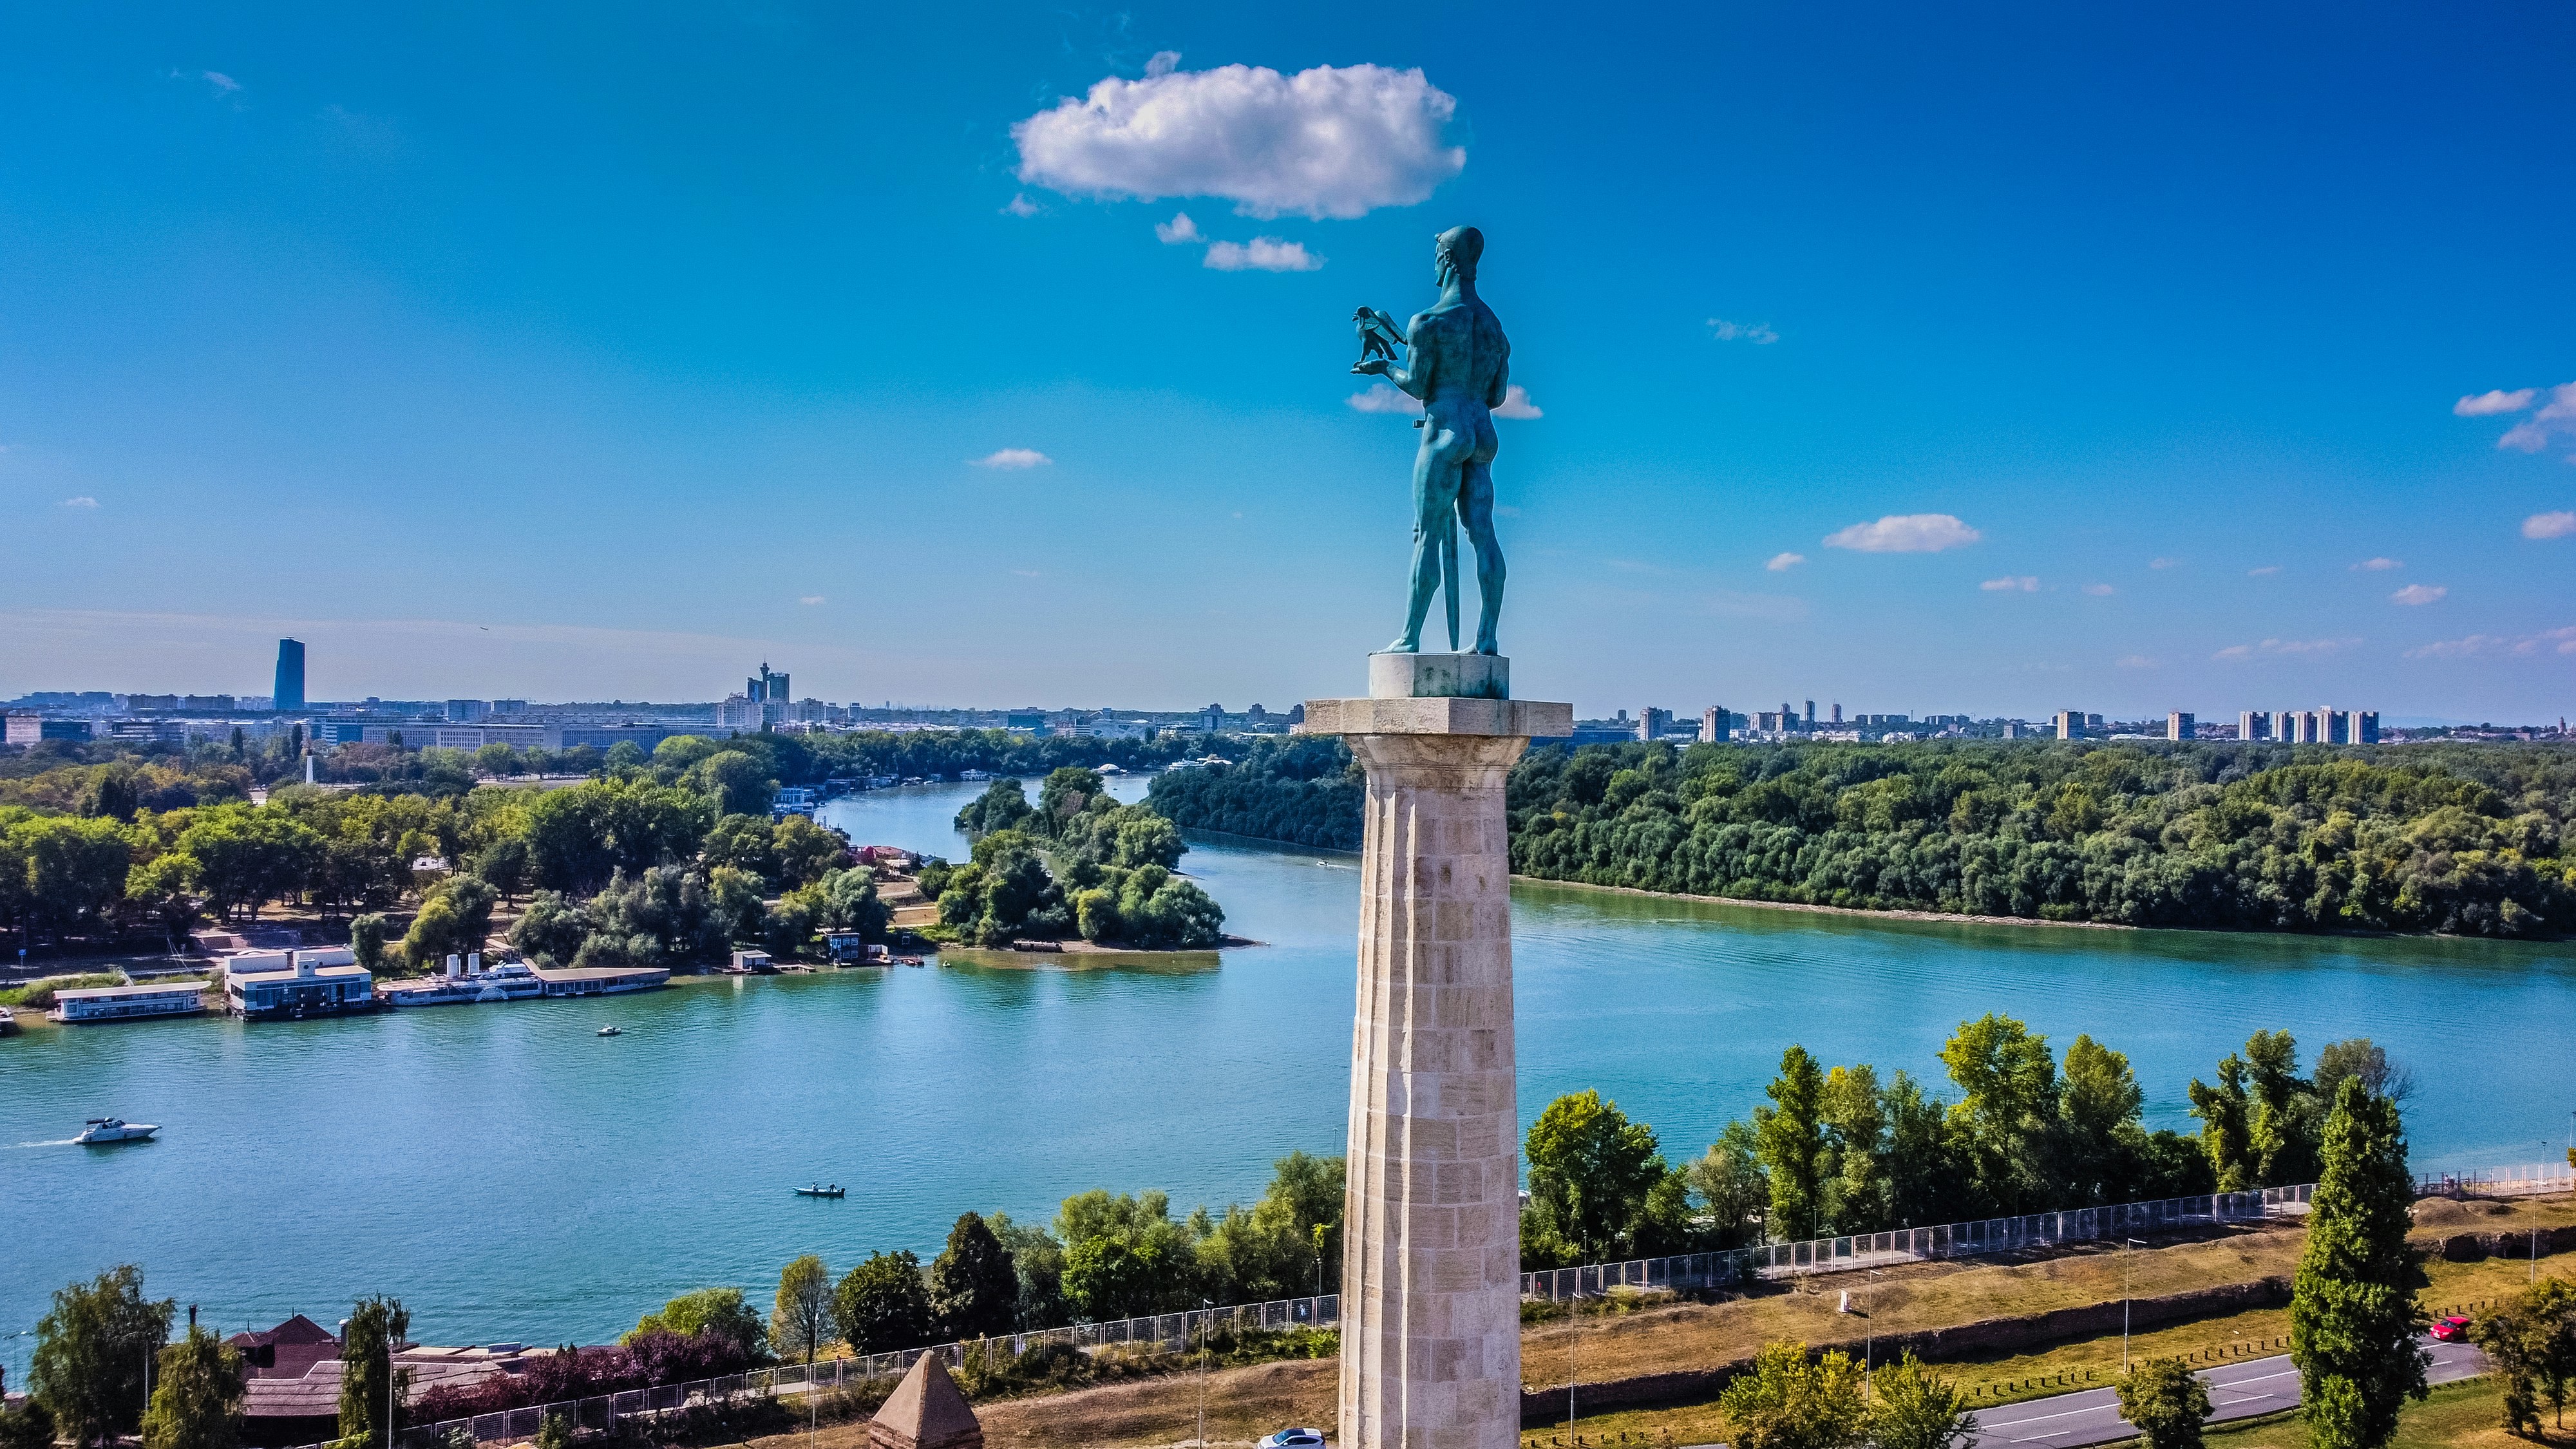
[1965, 1335, 2486, 1448]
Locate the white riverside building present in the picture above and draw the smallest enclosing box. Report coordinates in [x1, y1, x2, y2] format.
[47, 980, 212, 1023]
[222, 949, 377, 1021]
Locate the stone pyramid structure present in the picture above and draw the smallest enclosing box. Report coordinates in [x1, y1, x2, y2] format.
[866, 1352, 982, 1449]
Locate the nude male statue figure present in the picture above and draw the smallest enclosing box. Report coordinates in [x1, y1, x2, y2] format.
[1350, 225, 1511, 656]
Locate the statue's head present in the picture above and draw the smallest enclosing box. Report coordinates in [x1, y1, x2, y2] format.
[1434, 225, 1484, 285]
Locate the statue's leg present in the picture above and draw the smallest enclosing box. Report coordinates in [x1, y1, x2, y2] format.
[1388, 437, 1453, 652]
[1441, 519, 1461, 652]
[1461, 428, 1506, 655]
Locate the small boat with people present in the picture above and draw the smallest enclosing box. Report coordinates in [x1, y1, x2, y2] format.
[793, 1184, 846, 1198]
[596, 1025, 623, 1037]
[75, 1117, 159, 1145]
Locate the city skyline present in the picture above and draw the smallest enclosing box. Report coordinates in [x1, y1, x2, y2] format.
[3, 5, 2573, 716]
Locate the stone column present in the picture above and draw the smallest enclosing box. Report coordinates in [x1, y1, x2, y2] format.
[1302, 672, 1571, 1449]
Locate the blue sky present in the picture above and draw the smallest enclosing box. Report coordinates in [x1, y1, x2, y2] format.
[3, 3, 2572, 721]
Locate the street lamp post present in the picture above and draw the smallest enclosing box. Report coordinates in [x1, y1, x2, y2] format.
[2123, 1239, 2145, 1373]
[1198, 1298, 1213, 1448]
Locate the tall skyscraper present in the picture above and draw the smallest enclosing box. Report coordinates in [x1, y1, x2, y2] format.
[273, 638, 306, 713]
[2169, 711, 2196, 741]
[1700, 706, 1730, 743]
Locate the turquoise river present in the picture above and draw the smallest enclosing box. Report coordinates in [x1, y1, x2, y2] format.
[6, 776, 2573, 1377]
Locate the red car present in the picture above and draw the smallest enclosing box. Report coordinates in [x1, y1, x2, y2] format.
[2432, 1315, 2472, 1342]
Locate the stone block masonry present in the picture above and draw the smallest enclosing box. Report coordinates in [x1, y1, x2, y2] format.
[1304, 667, 1570, 1449]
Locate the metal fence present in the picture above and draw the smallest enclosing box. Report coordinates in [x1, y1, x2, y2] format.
[1519, 1183, 2317, 1302]
[310, 1160, 2576, 1448]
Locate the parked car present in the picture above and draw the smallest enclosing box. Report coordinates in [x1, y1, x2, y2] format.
[2431, 1314, 2473, 1342]
[1257, 1432, 1326, 1449]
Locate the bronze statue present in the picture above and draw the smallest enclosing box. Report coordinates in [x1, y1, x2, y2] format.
[1351, 225, 1511, 655]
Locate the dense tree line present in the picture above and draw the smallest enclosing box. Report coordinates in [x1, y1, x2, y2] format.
[931, 768, 1223, 949]
[1517, 1018, 2397, 1270]
[1144, 737, 1363, 851]
[1, 734, 887, 969]
[1145, 737, 2576, 938]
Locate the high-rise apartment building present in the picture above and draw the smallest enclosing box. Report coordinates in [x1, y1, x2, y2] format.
[2054, 709, 2085, 741]
[1700, 706, 1730, 743]
[2169, 712, 2196, 741]
[446, 699, 490, 723]
[273, 638, 306, 714]
[2239, 710, 2267, 741]
[2356, 710, 2380, 744]
[1638, 706, 1672, 741]
[1803, 700, 1816, 726]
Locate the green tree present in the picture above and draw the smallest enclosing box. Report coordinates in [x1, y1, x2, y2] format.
[1821, 1063, 1888, 1233]
[2244, 1029, 2320, 1186]
[348, 913, 392, 974]
[1036, 767, 1106, 834]
[770, 1256, 835, 1365]
[469, 835, 531, 904]
[954, 779, 1034, 837]
[1524, 1089, 1667, 1264]
[833, 1252, 934, 1355]
[769, 815, 846, 889]
[400, 875, 496, 971]
[0, 1401, 57, 1449]
[337, 1296, 410, 1449]
[2289, 1077, 2427, 1449]
[1061, 1236, 1169, 1321]
[2114, 1357, 2212, 1449]
[22, 816, 137, 932]
[1756, 1046, 1830, 1243]
[1686, 1119, 1771, 1247]
[2059, 1034, 2146, 1204]
[30, 1265, 175, 1449]
[684, 751, 777, 817]
[1939, 1014, 2060, 1215]
[929, 1212, 1020, 1342]
[532, 1413, 572, 1449]
[627, 1287, 768, 1359]
[2187, 1053, 2254, 1191]
[142, 1324, 244, 1449]
[1717, 1340, 1868, 1449]
[1110, 813, 1185, 871]
[1866, 1352, 1974, 1449]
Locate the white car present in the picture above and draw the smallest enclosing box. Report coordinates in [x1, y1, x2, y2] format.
[1257, 1431, 1325, 1449]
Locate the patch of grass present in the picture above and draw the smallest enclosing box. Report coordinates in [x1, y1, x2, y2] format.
[0, 972, 128, 1007]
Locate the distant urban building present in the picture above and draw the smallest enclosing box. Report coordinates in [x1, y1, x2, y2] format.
[1005, 711, 1045, 732]
[2002, 721, 2032, 739]
[1700, 706, 1730, 743]
[490, 699, 529, 716]
[1804, 700, 1817, 726]
[274, 638, 307, 713]
[178, 694, 236, 712]
[1638, 706, 1672, 741]
[2053, 709, 2085, 741]
[1830, 703, 1844, 724]
[2169, 712, 2196, 741]
[446, 699, 490, 723]
[552, 724, 687, 755]
[714, 694, 760, 729]
[126, 694, 180, 712]
[5, 712, 95, 745]
[1199, 703, 1224, 733]
[2356, 710, 2379, 744]
[2239, 710, 2267, 741]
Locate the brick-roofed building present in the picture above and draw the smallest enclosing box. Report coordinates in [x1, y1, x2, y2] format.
[230, 1314, 340, 1379]
[867, 1354, 981, 1449]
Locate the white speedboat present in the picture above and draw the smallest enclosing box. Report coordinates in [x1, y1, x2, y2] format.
[75, 1117, 159, 1144]
[596, 1025, 622, 1037]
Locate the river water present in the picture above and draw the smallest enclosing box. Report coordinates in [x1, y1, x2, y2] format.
[6, 777, 2571, 1376]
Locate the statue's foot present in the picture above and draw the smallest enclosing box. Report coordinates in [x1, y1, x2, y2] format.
[1475, 639, 1500, 656]
[1383, 638, 1419, 654]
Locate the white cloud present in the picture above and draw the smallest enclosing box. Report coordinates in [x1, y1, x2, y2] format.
[1203, 237, 1322, 272]
[1000, 193, 1042, 218]
[2350, 556, 2401, 571]
[2248, 565, 2282, 576]
[2116, 654, 2157, 669]
[2482, 381, 2576, 453]
[1492, 384, 1542, 419]
[2082, 583, 2116, 596]
[970, 448, 1052, 469]
[2391, 583, 2447, 606]
[1011, 60, 1463, 220]
[1708, 317, 1779, 345]
[2214, 637, 2355, 661]
[202, 70, 240, 93]
[2405, 625, 2576, 660]
[59, 496, 99, 508]
[798, 596, 826, 606]
[1980, 576, 2040, 592]
[1153, 211, 1201, 244]
[2455, 388, 2536, 417]
[2148, 557, 2181, 569]
[1345, 383, 1421, 415]
[1825, 513, 1983, 553]
[1765, 552, 1806, 572]
[2524, 510, 2576, 540]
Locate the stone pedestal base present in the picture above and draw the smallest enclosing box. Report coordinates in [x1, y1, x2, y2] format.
[1368, 652, 1510, 701]
[1301, 681, 1571, 1449]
